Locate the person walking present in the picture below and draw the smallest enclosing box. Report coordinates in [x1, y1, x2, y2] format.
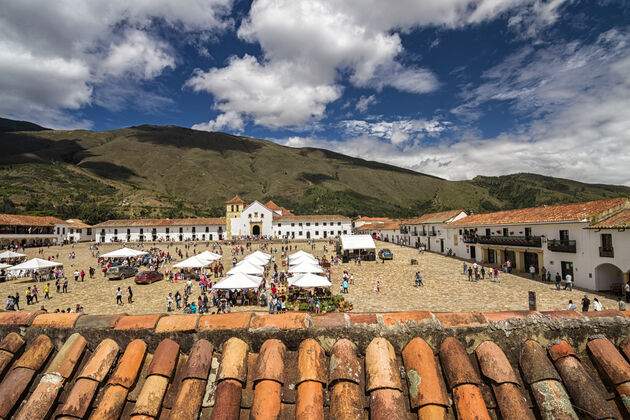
[376, 281, 381, 293]
[529, 265, 536, 280]
[480, 267, 485, 280]
[14, 292, 20, 310]
[618, 298, 626, 311]
[564, 273, 573, 291]
[167, 293, 173, 312]
[342, 278, 348, 293]
[416, 272, 424, 287]
[127, 286, 133, 303]
[467, 267, 473, 281]
[44, 283, 50, 299]
[63, 277, 68, 293]
[555, 273, 562, 290]
[493, 268, 499, 282]
[116, 287, 123, 305]
[581, 295, 590, 312]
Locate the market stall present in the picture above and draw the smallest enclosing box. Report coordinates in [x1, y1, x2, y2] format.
[338, 234, 376, 262]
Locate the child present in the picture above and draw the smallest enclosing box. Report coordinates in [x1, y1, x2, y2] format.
[376, 281, 381, 293]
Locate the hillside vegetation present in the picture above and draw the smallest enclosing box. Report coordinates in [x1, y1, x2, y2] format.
[0, 121, 628, 224]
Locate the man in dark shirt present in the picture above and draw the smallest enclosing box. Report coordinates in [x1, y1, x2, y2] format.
[581, 295, 590, 312]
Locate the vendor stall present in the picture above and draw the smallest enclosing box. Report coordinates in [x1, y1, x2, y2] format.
[338, 234, 376, 262]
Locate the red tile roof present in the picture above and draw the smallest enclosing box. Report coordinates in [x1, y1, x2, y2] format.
[354, 216, 392, 223]
[0, 310, 627, 418]
[356, 221, 401, 231]
[93, 217, 226, 227]
[226, 196, 247, 205]
[406, 209, 466, 224]
[274, 214, 350, 222]
[450, 198, 629, 226]
[264, 200, 294, 216]
[64, 219, 92, 229]
[587, 208, 630, 229]
[0, 214, 67, 227]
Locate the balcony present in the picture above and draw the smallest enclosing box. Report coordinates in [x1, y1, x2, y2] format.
[400, 227, 409, 234]
[477, 235, 542, 247]
[462, 235, 477, 244]
[547, 239, 576, 253]
[428, 231, 437, 236]
[419, 231, 427, 236]
[599, 247, 614, 258]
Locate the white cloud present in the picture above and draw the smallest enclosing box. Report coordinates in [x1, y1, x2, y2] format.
[340, 118, 449, 145]
[355, 95, 377, 113]
[192, 111, 245, 132]
[279, 30, 630, 186]
[0, 0, 233, 127]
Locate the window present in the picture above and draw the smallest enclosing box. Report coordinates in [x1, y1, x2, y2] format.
[559, 230, 569, 241]
[254, 212, 258, 217]
[338, 231, 341, 235]
[299, 231, 303, 236]
[192, 227, 196, 233]
[488, 249, 496, 264]
[343, 230, 347, 234]
[165, 228, 169, 234]
[278, 223, 282, 227]
[331, 231, 334, 235]
[114, 229, 118, 235]
[127, 229, 131, 235]
[524, 227, 532, 237]
[139, 228, 143, 234]
[86, 228, 92, 235]
[299, 223, 303, 227]
[179, 227, 183, 233]
[306, 223, 310, 226]
[503, 228, 509, 236]
[248, 214, 252, 218]
[205, 227, 209, 232]
[231, 205, 234, 212]
[323, 222, 327, 226]
[601, 233, 613, 250]
[338, 222, 341, 226]
[485, 228, 491, 236]
[315, 222, 319, 226]
[315, 231, 319, 235]
[291, 223, 295, 227]
[459, 229, 463, 235]
[261, 214, 264, 218]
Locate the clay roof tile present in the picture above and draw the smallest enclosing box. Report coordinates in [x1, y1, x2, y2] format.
[519, 340, 561, 385]
[492, 382, 536, 420]
[13, 372, 65, 420]
[147, 338, 180, 378]
[329, 380, 364, 420]
[87, 384, 128, 420]
[210, 378, 243, 420]
[108, 339, 148, 389]
[475, 341, 519, 385]
[0, 367, 36, 418]
[182, 339, 214, 381]
[217, 337, 249, 384]
[58, 377, 100, 418]
[13, 334, 54, 371]
[46, 333, 87, 379]
[402, 337, 449, 408]
[78, 338, 120, 382]
[251, 379, 282, 419]
[587, 338, 630, 386]
[439, 337, 481, 389]
[0, 332, 25, 354]
[132, 374, 170, 417]
[169, 378, 207, 420]
[369, 388, 407, 420]
[252, 339, 286, 384]
[329, 339, 362, 385]
[365, 337, 402, 392]
[452, 383, 492, 420]
[295, 380, 324, 419]
[297, 339, 327, 385]
[548, 340, 577, 362]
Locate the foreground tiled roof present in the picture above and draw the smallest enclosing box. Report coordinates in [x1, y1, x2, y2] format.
[93, 217, 226, 228]
[588, 208, 630, 229]
[0, 309, 629, 418]
[450, 198, 629, 226]
[406, 209, 466, 225]
[274, 214, 350, 222]
[0, 214, 67, 227]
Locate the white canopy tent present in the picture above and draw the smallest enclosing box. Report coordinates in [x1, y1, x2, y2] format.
[288, 262, 324, 274]
[7, 258, 62, 271]
[100, 247, 148, 258]
[289, 255, 317, 266]
[249, 250, 271, 261]
[173, 256, 213, 269]
[243, 254, 268, 265]
[238, 257, 266, 267]
[227, 261, 264, 276]
[196, 251, 222, 261]
[0, 263, 12, 270]
[212, 273, 262, 289]
[289, 273, 332, 288]
[288, 250, 313, 260]
[0, 251, 26, 260]
[340, 234, 376, 251]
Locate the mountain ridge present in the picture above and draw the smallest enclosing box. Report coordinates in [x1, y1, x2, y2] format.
[0, 118, 628, 224]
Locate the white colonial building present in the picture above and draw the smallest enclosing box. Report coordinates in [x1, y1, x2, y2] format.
[447, 198, 630, 291]
[399, 209, 468, 252]
[64, 219, 93, 243]
[225, 196, 351, 240]
[93, 217, 226, 243]
[0, 214, 69, 247]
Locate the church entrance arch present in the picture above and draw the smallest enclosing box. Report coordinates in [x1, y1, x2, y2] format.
[252, 224, 261, 236]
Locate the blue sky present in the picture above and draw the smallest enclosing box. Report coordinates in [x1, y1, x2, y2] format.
[1, 0, 630, 185]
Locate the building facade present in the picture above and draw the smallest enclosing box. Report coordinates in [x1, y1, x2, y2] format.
[400, 210, 468, 252]
[93, 218, 226, 243]
[0, 214, 69, 247]
[64, 219, 93, 243]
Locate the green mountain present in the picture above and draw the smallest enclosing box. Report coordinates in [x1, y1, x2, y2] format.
[0, 121, 628, 224]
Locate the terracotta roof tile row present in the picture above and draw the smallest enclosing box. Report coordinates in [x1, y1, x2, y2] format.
[588, 208, 630, 229]
[0, 213, 67, 227]
[354, 216, 393, 223]
[274, 214, 350, 222]
[356, 221, 401, 231]
[64, 218, 92, 229]
[93, 217, 227, 228]
[450, 198, 629, 226]
[0, 309, 628, 418]
[405, 209, 466, 225]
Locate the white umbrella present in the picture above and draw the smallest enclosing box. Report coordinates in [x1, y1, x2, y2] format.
[289, 273, 332, 288]
[196, 250, 222, 261]
[0, 263, 12, 270]
[0, 251, 26, 260]
[289, 255, 317, 266]
[288, 262, 324, 274]
[249, 250, 271, 261]
[173, 256, 212, 269]
[7, 258, 62, 271]
[227, 261, 264, 276]
[100, 247, 148, 258]
[212, 273, 262, 289]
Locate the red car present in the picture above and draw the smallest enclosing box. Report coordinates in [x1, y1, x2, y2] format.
[134, 271, 163, 284]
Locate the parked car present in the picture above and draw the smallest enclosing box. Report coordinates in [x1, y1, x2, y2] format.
[106, 265, 138, 280]
[134, 271, 163, 284]
[378, 248, 394, 260]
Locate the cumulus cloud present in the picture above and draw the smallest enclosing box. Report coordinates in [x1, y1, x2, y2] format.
[279, 30, 630, 185]
[0, 0, 232, 127]
[340, 118, 449, 145]
[355, 95, 377, 113]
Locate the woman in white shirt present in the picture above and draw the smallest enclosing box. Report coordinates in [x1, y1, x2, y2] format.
[593, 298, 603, 311]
